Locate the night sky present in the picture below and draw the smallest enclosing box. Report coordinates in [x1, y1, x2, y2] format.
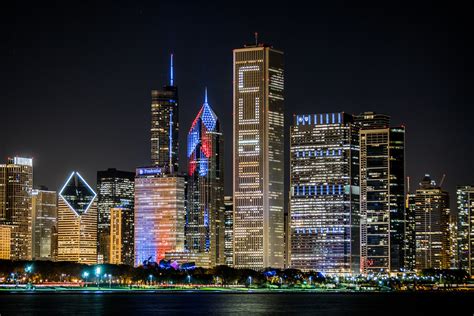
[1, 1, 473, 204]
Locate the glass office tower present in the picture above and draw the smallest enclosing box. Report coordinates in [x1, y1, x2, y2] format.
[414, 175, 450, 270]
[134, 167, 185, 266]
[357, 114, 405, 274]
[32, 188, 57, 260]
[97, 168, 134, 264]
[290, 113, 360, 274]
[457, 185, 474, 274]
[0, 157, 33, 260]
[233, 42, 285, 269]
[151, 54, 179, 174]
[186, 89, 225, 267]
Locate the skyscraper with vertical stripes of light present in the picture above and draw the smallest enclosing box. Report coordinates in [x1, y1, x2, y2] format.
[151, 54, 179, 174]
[233, 42, 285, 269]
[186, 88, 225, 267]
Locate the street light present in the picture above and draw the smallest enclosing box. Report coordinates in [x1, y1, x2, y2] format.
[95, 267, 101, 288]
[149, 274, 153, 286]
[108, 274, 112, 289]
[83, 272, 89, 287]
[309, 276, 312, 286]
[248, 276, 252, 288]
[187, 275, 191, 284]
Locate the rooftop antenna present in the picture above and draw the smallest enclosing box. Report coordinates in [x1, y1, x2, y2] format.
[170, 53, 174, 86]
[255, 32, 258, 45]
[439, 174, 446, 188]
[204, 86, 208, 104]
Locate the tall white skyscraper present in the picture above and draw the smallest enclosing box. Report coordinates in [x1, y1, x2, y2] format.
[233, 42, 285, 269]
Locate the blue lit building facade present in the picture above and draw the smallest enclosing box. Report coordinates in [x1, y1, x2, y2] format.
[290, 113, 360, 274]
[151, 54, 179, 174]
[134, 167, 185, 266]
[186, 89, 225, 267]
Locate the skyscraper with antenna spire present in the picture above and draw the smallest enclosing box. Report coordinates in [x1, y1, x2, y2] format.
[185, 88, 225, 267]
[151, 54, 179, 174]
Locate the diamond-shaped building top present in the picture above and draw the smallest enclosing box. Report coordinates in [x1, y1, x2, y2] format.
[59, 171, 97, 216]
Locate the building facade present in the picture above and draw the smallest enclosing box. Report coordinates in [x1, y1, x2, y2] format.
[233, 43, 285, 269]
[32, 188, 57, 260]
[186, 89, 225, 267]
[414, 174, 450, 270]
[134, 167, 185, 266]
[151, 54, 179, 174]
[457, 185, 474, 274]
[0, 157, 33, 260]
[224, 196, 233, 267]
[57, 172, 98, 264]
[289, 113, 360, 274]
[404, 192, 416, 271]
[0, 225, 12, 260]
[357, 114, 405, 274]
[109, 207, 134, 265]
[97, 168, 134, 264]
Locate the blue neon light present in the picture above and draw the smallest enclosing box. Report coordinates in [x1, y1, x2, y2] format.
[137, 167, 162, 175]
[170, 53, 174, 86]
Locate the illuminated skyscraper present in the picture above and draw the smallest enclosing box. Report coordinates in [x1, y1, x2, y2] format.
[290, 113, 360, 274]
[32, 188, 57, 260]
[404, 192, 417, 271]
[233, 42, 285, 269]
[186, 89, 225, 267]
[224, 196, 233, 267]
[414, 174, 450, 270]
[97, 168, 134, 264]
[134, 167, 185, 266]
[356, 114, 405, 274]
[109, 207, 134, 265]
[0, 157, 33, 260]
[457, 185, 474, 274]
[151, 54, 179, 174]
[57, 172, 98, 264]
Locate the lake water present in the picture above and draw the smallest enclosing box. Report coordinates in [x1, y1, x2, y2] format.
[0, 291, 472, 315]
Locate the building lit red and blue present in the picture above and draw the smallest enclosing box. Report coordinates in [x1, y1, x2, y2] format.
[186, 88, 225, 267]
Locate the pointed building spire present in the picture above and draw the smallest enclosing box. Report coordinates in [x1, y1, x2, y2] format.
[204, 86, 208, 104]
[170, 53, 174, 86]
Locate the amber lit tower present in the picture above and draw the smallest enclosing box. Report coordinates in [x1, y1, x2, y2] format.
[233, 40, 285, 269]
[414, 174, 450, 270]
[151, 54, 179, 174]
[0, 157, 33, 260]
[57, 172, 98, 264]
[186, 89, 225, 267]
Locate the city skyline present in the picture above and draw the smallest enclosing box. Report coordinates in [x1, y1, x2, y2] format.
[2, 2, 472, 208]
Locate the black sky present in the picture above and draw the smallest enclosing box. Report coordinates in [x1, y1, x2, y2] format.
[1, 1, 473, 203]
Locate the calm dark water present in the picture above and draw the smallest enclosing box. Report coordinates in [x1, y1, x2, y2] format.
[0, 291, 472, 315]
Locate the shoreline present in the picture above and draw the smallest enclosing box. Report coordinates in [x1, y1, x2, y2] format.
[1, 287, 473, 295]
